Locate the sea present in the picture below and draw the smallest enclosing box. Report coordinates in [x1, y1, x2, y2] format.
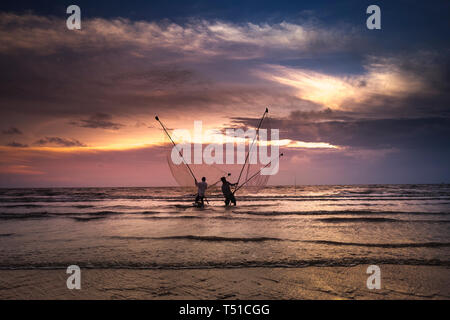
[0, 184, 449, 299]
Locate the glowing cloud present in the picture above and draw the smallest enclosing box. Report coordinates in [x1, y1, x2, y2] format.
[256, 61, 429, 109]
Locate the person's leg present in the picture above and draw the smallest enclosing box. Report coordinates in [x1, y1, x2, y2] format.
[231, 194, 236, 206]
[225, 197, 230, 206]
[201, 196, 204, 206]
[195, 194, 200, 204]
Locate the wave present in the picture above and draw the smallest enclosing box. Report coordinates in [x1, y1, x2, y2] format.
[170, 204, 195, 210]
[341, 189, 377, 195]
[0, 204, 44, 208]
[140, 215, 276, 221]
[139, 215, 260, 220]
[85, 210, 160, 216]
[141, 215, 203, 220]
[2, 193, 450, 203]
[317, 217, 398, 223]
[108, 235, 450, 248]
[0, 197, 104, 203]
[0, 204, 94, 210]
[0, 233, 14, 237]
[0, 210, 164, 220]
[74, 210, 164, 217]
[0, 212, 51, 219]
[72, 216, 107, 222]
[2, 209, 449, 221]
[306, 240, 450, 248]
[0, 258, 448, 270]
[317, 217, 450, 223]
[232, 210, 450, 216]
[109, 235, 284, 242]
[100, 205, 140, 210]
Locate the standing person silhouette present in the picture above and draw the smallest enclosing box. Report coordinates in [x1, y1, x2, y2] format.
[195, 177, 207, 207]
[221, 177, 237, 206]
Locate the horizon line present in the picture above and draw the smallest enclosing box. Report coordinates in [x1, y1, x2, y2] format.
[0, 182, 448, 189]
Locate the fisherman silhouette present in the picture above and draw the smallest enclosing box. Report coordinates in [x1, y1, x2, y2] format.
[221, 177, 237, 206]
[195, 177, 207, 207]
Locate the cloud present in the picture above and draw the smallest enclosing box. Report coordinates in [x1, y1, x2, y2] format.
[6, 141, 28, 148]
[0, 13, 359, 59]
[1, 138, 448, 187]
[2, 127, 22, 135]
[0, 13, 362, 120]
[1, 12, 445, 126]
[233, 114, 450, 150]
[0, 11, 449, 185]
[70, 113, 124, 130]
[33, 137, 87, 147]
[110, 68, 197, 88]
[255, 56, 434, 110]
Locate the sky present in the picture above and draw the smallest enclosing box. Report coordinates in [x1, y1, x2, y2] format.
[0, 0, 449, 187]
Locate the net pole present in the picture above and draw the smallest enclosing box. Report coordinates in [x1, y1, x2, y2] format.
[234, 153, 283, 194]
[210, 173, 231, 187]
[234, 107, 268, 192]
[155, 116, 197, 182]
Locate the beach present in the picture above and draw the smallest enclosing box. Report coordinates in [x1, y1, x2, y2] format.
[1, 266, 449, 299]
[0, 184, 449, 299]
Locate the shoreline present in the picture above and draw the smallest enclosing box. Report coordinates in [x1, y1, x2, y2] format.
[1, 265, 449, 300]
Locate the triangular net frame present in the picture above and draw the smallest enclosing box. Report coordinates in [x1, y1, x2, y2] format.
[161, 112, 274, 192]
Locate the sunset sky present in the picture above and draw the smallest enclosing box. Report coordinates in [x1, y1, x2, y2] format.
[0, 0, 449, 187]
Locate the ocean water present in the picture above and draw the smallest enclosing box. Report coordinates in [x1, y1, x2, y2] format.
[0, 184, 449, 271]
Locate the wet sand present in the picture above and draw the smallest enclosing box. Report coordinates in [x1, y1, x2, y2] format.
[1, 265, 449, 299]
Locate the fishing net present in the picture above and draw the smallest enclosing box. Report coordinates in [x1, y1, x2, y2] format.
[160, 111, 276, 193]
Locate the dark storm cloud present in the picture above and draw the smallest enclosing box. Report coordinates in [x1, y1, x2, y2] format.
[2, 127, 22, 135]
[34, 137, 87, 147]
[70, 113, 124, 130]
